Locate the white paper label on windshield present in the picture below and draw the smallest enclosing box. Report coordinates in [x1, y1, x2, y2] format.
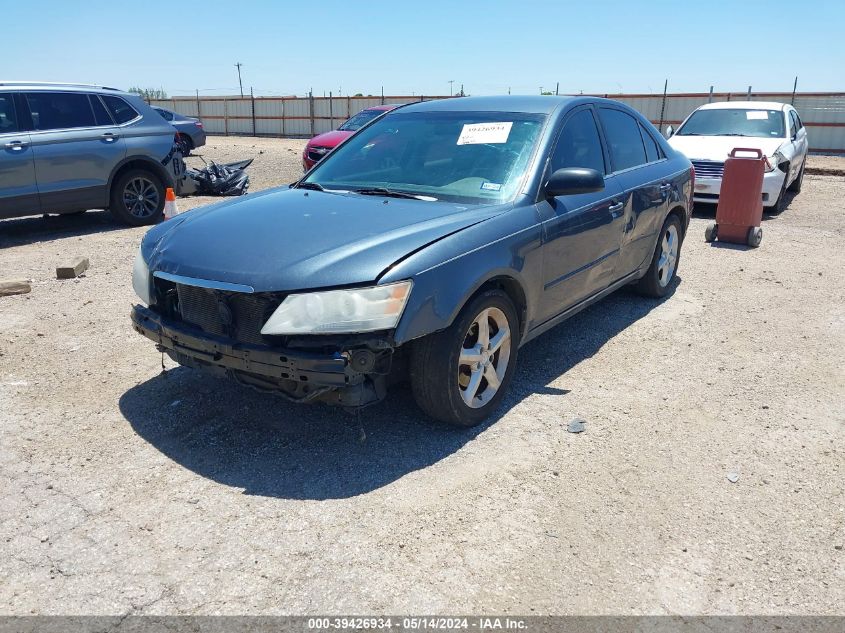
[457, 122, 513, 145]
[746, 111, 769, 120]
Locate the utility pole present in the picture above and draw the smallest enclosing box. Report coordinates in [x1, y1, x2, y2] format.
[555, 82, 559, 96]
[658, 79, 668, 132]
[791, 76, 798, 105]
[234, 62, 244, 97]
[448, 80, 454, 96]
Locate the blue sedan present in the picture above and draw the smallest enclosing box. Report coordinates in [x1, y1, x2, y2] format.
[132, 96, 693, 426]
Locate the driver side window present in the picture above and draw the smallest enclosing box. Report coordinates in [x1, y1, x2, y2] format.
[550, 109, 606, 175]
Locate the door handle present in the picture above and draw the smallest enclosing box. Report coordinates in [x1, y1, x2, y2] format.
[5, 141, 27, 151]
[608, 201, 624, 217]
[101, 133, 119, 142]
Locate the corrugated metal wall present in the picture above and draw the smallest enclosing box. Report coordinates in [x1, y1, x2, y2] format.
[151, 92, 845, 153]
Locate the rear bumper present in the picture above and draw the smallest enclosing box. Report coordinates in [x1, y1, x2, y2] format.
[693, 170, 787, 208]
[131, 304, 389, 405]
[190, 129, 207, 148]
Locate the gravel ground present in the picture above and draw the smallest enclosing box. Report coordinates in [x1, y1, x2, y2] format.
[806, 154, 845, 176]
[1, 137, 843, 615]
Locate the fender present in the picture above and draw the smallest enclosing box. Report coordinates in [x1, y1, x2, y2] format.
[382, 204, 544, 346]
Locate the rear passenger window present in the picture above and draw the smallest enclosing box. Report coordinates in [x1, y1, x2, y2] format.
[24, 92, 95, 130]
[551, 109, 606, 175]
[89, 95, 113, 126]
[639, 124, 661, 163]
[102, 95, 139, 124]
[0, 94, 18, 133]
[599, 108, 647, 172]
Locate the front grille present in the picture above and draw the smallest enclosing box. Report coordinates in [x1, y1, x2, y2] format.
[175, 283, 283, 346]
[691, 160, 725, 179]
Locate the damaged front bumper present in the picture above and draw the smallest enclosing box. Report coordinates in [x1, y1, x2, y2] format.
[130, 304, 393, 407]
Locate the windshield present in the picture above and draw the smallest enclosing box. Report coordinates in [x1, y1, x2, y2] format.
[304, 110, 545, 203]
[677, 108, 785, 138]
[338, 109, 384, 131]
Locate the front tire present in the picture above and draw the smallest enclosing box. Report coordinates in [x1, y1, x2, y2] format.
[410, 289, 519, 427]
[787, 160, 805, 193]
[109, 169, 165, 226]
[770, 170, 789, 214]
[636, 214, 682, 298]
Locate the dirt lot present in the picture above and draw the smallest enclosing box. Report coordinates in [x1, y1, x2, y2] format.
[1, 137, 843, 615]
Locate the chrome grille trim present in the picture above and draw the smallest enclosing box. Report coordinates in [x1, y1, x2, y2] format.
[154, 271, 254, 293]
[691, 160, 725, 179]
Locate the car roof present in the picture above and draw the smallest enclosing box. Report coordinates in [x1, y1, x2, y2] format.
[697, 100, 789, 111]
[0, 81, 128, 95]
[398, 95, 580, 115]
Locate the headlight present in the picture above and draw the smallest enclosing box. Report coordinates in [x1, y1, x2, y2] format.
[765, 151, 786, 172]
[132, 246, 153, 305]
[260, 281, 412, 335]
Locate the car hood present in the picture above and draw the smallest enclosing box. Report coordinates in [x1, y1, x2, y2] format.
[668, 135, 785, 161]
[306, 130, 353, 149]
[143, 187, 509, 292]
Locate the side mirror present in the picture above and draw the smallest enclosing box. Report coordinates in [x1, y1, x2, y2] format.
[544, 167, 604, 198]
[664, 125, 675, 138]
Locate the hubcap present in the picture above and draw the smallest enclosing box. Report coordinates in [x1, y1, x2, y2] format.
[457, 307, 511, 409]
[657, 224, 679, 287]
[123, 177, 159, 218]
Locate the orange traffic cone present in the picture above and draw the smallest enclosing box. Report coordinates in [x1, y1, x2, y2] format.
[163, 187, 178, 219]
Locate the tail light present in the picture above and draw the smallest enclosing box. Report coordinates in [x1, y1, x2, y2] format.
[196, 121, 203, 128]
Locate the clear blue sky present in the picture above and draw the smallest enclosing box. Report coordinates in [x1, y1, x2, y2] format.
[5, 0, 843, 97]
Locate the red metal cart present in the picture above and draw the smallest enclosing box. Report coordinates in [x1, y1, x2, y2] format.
[705, 147, 765, 247]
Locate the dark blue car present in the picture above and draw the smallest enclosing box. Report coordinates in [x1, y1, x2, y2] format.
[132, 96, 693, 426]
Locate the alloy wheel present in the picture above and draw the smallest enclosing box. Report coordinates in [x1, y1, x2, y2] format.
[123, 177, 160, 218]
[657, 224, 679, 287]
[457, 307, 512, 408]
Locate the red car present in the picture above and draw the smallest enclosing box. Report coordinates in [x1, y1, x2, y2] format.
[302, 104, 397, 170]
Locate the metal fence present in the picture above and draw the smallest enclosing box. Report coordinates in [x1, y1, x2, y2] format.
[151, 92, 845, 154]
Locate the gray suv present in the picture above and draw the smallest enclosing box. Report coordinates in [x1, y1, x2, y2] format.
[0, 82, 184, 226]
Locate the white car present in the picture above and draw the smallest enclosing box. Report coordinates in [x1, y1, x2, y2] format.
[667, 101, 808, 212]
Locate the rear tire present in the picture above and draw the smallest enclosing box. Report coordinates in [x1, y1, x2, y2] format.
[704, 223, 718, 243]
[747, 226, 763, 248]
[636, 214, 683, 298]
[410, 289, 519, 427]
[109, 169, 165, 226]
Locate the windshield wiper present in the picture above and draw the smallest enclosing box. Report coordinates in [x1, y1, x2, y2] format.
[353, 187, 430, 200]
[720, 133, 751, 137]
[296, 181, 324, 191]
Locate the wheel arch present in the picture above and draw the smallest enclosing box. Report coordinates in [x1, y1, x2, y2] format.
[666, 204, 688, 239]
[395, 268, 532, 347]
[470, 275, 528, 341]
[107, 157, 174, 205]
